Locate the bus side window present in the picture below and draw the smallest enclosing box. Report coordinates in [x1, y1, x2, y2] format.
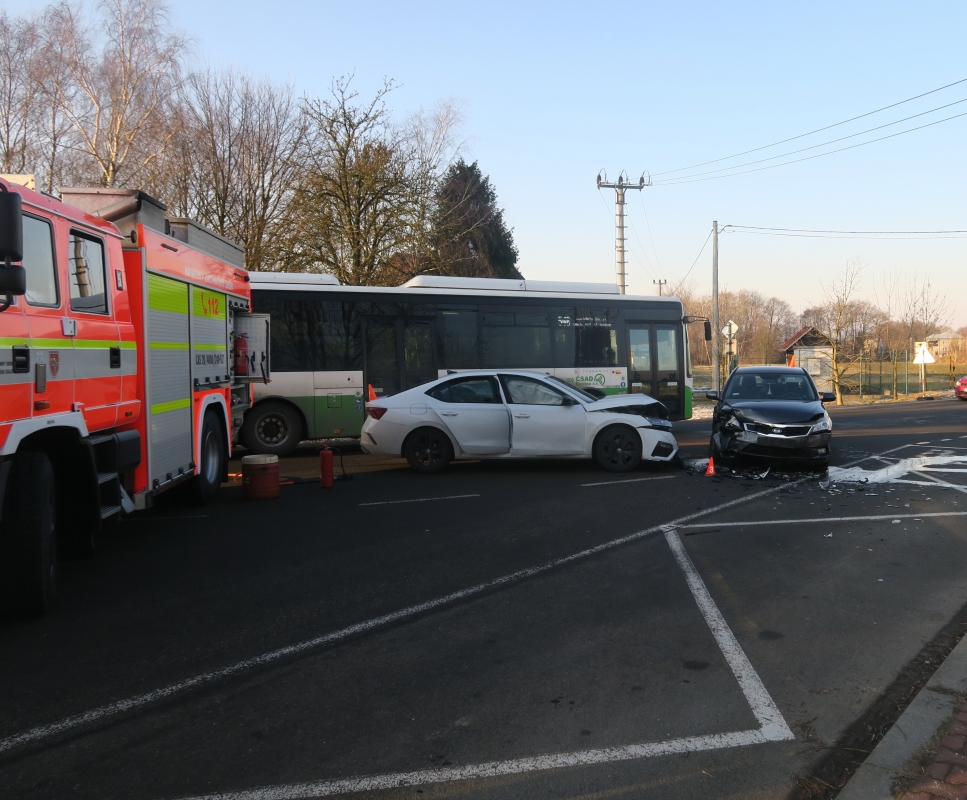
[438, 309, 479, 369]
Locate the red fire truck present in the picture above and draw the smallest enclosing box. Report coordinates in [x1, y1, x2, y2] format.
[0, 178, 269, 618]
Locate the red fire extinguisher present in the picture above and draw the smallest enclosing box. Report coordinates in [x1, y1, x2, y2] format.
[319, 445, 333, 488]
[234, 333, 249, 376]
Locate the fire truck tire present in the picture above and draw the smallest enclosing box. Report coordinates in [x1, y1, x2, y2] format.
[189, 411, 226, 505]
[242, 401, 302, 457]
[0, 451, 57, 618]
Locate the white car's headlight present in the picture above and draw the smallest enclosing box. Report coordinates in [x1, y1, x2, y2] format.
[809, 414, 832, 434]
[644, 417, 672, 430]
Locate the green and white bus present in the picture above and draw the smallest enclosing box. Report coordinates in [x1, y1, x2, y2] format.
[243, 274, 699, 455]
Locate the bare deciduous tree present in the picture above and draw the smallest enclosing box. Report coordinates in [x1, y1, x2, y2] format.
[0, 12, 41, 174]
[805, 259, 866, 405]
[284, 77, 465, 285]
[43, 0, 188, 187]
[283, 77, 410, 284]
[155, 68, 307, 272]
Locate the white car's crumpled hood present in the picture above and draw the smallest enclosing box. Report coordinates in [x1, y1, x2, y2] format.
[584, 393, 665, 413]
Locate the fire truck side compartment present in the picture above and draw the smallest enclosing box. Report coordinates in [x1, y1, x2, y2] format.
[146, 273, 193, 486]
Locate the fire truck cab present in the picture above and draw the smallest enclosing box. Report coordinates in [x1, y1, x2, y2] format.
[0, 178, 269, 618]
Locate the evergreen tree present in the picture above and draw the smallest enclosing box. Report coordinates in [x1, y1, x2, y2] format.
[430, 159, 521, 279]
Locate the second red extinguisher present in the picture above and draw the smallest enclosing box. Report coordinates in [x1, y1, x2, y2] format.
[234, 333, 249, 376]
[319, 445, 333, 488]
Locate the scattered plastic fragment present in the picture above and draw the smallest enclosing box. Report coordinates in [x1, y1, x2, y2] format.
[892, 519, 900, 523]
[824, 533, 833, 538]
[819, 479, 831, 490]
[878, 579, 884, 582]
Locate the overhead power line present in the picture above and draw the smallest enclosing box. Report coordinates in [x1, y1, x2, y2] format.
[731, 225, 967, 234]
[651, 76, 967, 178]
[651, 109, 967, 185]
[652, 97, 967, 183]
[671, 229, 713, 296]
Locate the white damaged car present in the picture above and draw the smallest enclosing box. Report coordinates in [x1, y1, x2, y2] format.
[361, 370, 679, 473]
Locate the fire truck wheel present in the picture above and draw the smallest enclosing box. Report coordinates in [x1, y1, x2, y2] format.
[1, 451, 57, 618]
[190, 412, 226, 505]
[242, 402, 302, 457]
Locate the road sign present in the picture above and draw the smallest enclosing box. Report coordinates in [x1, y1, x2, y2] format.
[912, 342, 935, 365]
[722, 320, 738, 338]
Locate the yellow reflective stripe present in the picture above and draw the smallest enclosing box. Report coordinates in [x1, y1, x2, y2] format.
[0, 337, 29, 347]
[194, 343, 227, 351]
[148, 273, 188, 314]
[192, 286, 226, 321]
[151, 398, 190, 414]
[150, 342, 189, 350]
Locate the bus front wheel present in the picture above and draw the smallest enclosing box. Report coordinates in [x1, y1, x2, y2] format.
[242, 402, 303, 457]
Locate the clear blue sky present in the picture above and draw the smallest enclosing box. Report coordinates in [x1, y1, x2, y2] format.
[11, 0, 967, 327]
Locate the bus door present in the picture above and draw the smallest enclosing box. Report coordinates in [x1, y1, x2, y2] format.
[363, 317, 436, 397]
[627, 324, 683, 418]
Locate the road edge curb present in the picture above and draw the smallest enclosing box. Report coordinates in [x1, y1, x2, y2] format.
[836, 630, 967, 799]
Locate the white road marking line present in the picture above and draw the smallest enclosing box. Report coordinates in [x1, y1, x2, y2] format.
[359, 494, 480, 506]
[677, 511, 967, 530]
[914, 471, 967, 495]
[173, 528, 794, 800]
[174, 730, 774, 800]
[663, 529, 793, 741]
[0, 484, 794, 757]
[870, 479, 967, 490]
[829, 454, 967, 484]
[0, 444, 913, 758]
[580, 475, 676, 487]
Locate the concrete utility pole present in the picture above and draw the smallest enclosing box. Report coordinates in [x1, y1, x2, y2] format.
[712, 221, 720, 394]
[653, 279, 667, 296]
[596, 171, 650, 294]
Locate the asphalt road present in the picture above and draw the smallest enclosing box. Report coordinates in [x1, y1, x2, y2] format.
[0, 397, 965, 799]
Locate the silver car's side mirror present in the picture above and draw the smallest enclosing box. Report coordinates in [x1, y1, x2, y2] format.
[706, 390, 719, 401]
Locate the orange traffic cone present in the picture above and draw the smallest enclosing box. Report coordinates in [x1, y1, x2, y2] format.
[367, 383, 377, 401]
[704, 456, 716, 476]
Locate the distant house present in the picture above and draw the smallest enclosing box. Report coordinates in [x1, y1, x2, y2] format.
[779, 326, 833, 390]
[926, 331, 966, 359]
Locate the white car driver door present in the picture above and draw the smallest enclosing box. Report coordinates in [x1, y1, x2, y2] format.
[425, 375, 510, 454]
[499, 375, 586, 455]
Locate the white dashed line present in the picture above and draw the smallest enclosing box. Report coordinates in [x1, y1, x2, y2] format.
[359, 494, 480, 506]
[581, 475, 677, 487]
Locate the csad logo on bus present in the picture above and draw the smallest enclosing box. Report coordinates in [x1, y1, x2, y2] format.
[49, 352, 59, 377]
[576, 373, 607, 387]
